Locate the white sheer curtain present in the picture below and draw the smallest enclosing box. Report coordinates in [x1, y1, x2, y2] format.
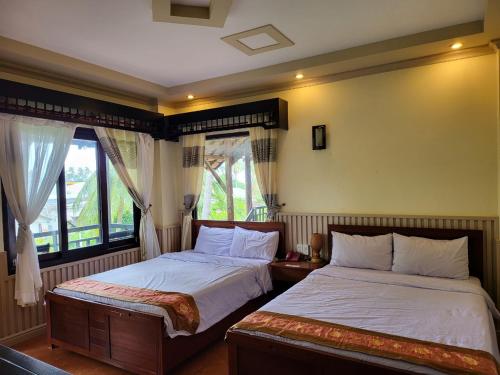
[181, 134, 205, 250]
[95, 128, 160, 260]
[249, 127, 280, 220]
[0, 114, 75, 306]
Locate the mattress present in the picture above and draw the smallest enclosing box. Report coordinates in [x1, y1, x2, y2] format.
[238, 265, 500, 375]
[53, 251, 272, 337]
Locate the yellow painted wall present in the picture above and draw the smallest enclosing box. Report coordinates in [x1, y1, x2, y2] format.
[0, 54, 498, 244]
[174, 54, 499, 216]
[151, 105, 182, 228]
[152, 139, 182, 227]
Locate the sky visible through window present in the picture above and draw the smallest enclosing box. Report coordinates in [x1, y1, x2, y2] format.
[27, 139, 135, 253]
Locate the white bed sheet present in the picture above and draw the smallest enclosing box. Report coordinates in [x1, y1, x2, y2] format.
[239, 265, 499, 375]
[54, 251, 272, 338]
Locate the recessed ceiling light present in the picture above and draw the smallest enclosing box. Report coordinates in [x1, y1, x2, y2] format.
[221, 25, 294, 56]
[451, 42, 463, 50]
[187, 94, 195, 100]
[295, 73, 304, 79]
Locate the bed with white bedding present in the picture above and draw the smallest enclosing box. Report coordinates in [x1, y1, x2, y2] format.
[227, 224, 497, 375]
[235, 266, 499, 374]
[54, 251, 272, 337]
[45, 219, 285, 375]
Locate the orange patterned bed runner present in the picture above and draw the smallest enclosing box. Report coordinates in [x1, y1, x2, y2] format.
[230, 311, 498, 375]
[56, 278, 200, 334]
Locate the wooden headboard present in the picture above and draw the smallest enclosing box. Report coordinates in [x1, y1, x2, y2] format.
[192, 220, 286, 259]
[328, 224, 484, 282]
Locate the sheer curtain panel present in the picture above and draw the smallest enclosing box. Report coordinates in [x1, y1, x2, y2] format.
[181, 133, 205, 250]
[249, 127, 280, 220]
[0, 114, 76, 306]
[95, 128, 160, 261]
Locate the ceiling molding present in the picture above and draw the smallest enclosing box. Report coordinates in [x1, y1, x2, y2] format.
[168, 44, 495, 109]
[152, 0, 232, 27]
[0, 36, 168, 100]
[166, 21, 487, 102]
[3, 0, 500, 109]
[485, 0, 500, 37]
[221, 24, 294, 56]
[0, 60, 159, 111]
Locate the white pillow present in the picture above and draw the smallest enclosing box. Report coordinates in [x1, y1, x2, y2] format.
[331, 231, 393, 271]
[229, 226, 279, 261]
[392, 233, 469, 279]
[193, 225, 234, 256]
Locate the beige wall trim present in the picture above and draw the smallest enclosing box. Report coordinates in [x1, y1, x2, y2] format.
[0, 324, 45, 347]
[156, 224, 181, 253]
[0, 60, 158, 111]
[170, 44, 495, 109]
[485, 0, 500, 37]
[279, 211, 500, 221]
[152, 0, 232, 27]
[491, 39, 500, 50]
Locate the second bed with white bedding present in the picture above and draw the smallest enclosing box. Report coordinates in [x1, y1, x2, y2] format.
[242, 265, 499, 374]
[54, 251, 272, 337]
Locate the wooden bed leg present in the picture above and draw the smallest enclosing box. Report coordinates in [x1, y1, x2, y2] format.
[227, 341, 238, 375]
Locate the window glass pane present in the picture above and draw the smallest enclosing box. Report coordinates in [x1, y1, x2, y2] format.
[17, 185, 60, 254]
[197, 136, 265, 221]
[65, 139, 102, 249]
[198, 162, 228, 220]
[107, 158, 135, 241]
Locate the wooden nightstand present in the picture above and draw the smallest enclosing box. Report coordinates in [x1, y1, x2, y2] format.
[270, 260, 326, 292]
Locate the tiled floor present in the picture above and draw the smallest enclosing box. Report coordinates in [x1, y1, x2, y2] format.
[13, 335, 228, 375]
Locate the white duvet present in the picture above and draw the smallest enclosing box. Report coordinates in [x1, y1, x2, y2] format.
[54, 251, 272, 337]
[243, 265, 500, 375]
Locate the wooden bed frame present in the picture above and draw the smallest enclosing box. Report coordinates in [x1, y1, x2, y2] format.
[45, 219, 285, 375]
[226, 224, 484, 375]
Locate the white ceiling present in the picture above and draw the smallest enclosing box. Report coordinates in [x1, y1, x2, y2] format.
[0, 0, 486, 88]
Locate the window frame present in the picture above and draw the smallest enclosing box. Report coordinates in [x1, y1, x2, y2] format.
[2, 127, 140, 274]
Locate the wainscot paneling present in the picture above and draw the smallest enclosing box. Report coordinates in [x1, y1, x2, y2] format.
[0, 247, 140, 345]
[276, 212, 499, 304]
[156, 224, 181, 253]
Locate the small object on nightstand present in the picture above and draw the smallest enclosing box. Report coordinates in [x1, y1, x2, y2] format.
[310, 233, 323, 263]
[285, 250, 301, 262]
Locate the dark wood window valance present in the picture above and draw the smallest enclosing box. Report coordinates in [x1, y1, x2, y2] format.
[0, 79, 164, 135]
[0, 80, 289, 140]
[162, 98, 288, 141]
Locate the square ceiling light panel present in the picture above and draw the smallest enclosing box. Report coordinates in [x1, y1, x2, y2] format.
[222, 25, 294, 56]
[152, 0, 232, 27]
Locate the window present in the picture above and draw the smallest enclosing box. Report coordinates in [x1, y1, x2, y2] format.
[66, 138, 102, 250]
[197, 134, 266, 221]
[29, 185, 60, 254]
[2, 128, 139, 272]
[107, 157, 135, 241]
